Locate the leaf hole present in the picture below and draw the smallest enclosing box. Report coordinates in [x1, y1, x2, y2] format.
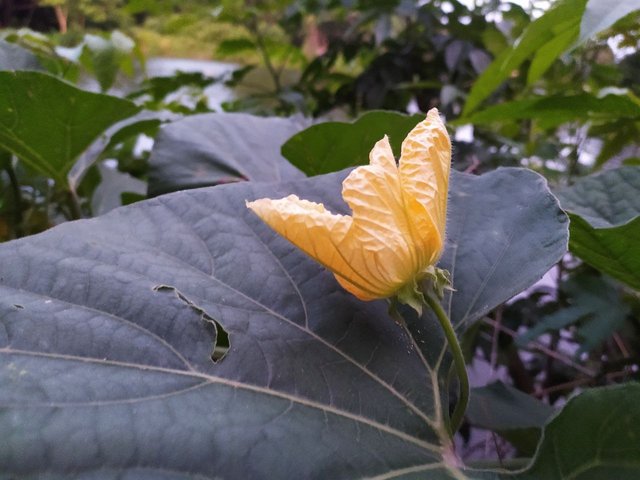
[209, 317, 229, 363]
[153, 284, 230, 364]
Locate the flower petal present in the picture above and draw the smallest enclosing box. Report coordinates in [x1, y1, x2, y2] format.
[340, 136, 419, 293]
[399, 108, 451, 261]
[246, 195, 385, 300]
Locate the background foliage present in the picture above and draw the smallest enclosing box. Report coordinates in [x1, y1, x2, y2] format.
[1, 0, 640, 477]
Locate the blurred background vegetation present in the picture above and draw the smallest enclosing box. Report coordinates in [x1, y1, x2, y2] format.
[1, 0, 640, 463]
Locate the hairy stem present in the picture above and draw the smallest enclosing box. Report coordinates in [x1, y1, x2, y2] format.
[424, 293, 469, 435]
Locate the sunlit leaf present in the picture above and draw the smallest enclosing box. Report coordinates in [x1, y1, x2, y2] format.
[527, 27, 576, 85]
[281, 111, 424, 176]
[463, 0, 587, 115]
[458, 93, 640, 129]
[217, 37, 256, 57]
[0, 71, 139, 185]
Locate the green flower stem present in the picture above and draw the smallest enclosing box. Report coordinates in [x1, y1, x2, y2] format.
[424, 292, 469, 435]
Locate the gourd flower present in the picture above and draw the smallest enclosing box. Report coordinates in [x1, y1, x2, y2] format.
[247, 108, 451, 313]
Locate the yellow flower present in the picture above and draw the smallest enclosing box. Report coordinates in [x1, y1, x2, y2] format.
[247, 108, 451, 307]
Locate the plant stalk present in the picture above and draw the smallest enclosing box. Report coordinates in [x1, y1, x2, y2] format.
[247, 17, 282, 93]
[66, 188, 83, 220]
[5, 161, 25, 238]
[424, 292, 469, 435]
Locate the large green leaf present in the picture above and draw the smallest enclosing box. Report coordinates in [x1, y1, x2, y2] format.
[578, 0, 640, 45]
[463, 0, 587, 115]
[458, 93, 640, 130]
[0, 71, 140, 185]
[0, 166, 567, 478]
[281, 110, 424, 176]
[557, 166, 640, 289]
[513, 383, 640, 479]
[148, 112, 307, 196]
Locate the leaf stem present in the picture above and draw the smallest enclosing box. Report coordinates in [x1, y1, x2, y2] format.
[65, 188, 83, 220]
[424, 292, 469, 435]
[4, 159, 25, 238]
[247, 17, 282, 94]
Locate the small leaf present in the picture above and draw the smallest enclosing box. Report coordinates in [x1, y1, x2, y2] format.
[128, 71, 218, 103]
[468, 382, 554, 430]
[557, 166, 640, 289]
[281, 111, 424, 176]
[81, 31, 137, 92]
[467, 382, 554, 454]
[148, 112, 308, 196]
[216, 38, 257, 57]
